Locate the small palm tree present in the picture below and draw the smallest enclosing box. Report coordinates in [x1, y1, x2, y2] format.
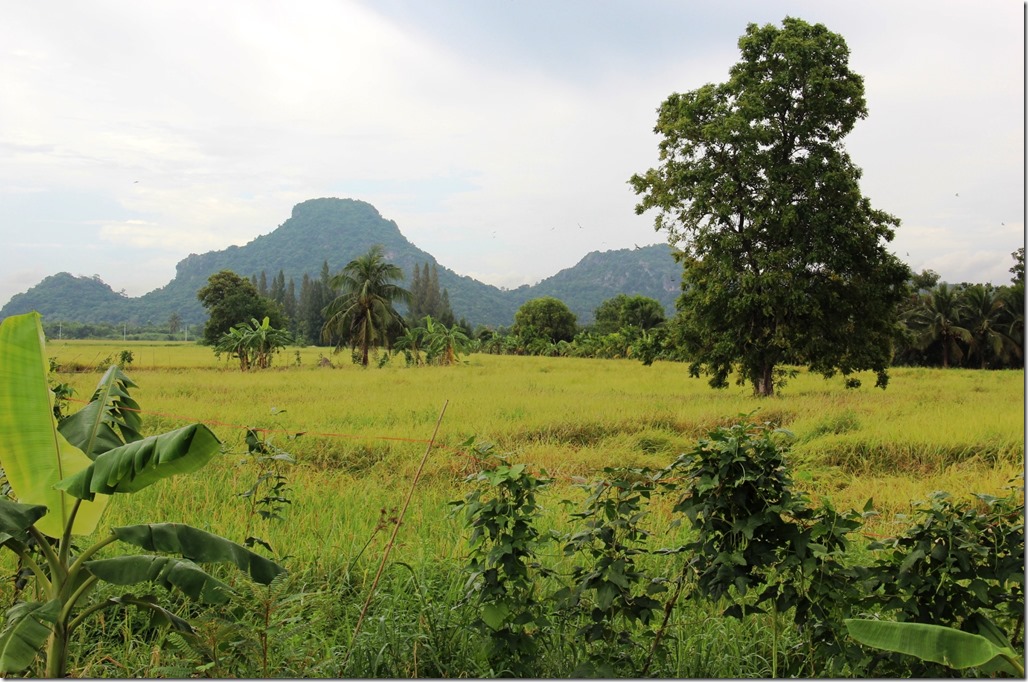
[321, 246, 411, 367]
[904, 283, 973, 368]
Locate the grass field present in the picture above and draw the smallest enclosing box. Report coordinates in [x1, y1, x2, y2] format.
[29, 340, 1026, 676]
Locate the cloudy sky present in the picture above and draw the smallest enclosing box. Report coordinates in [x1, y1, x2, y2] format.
[1, 1, 1023, 307]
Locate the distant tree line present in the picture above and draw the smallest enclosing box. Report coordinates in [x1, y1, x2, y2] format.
[892, 251, 1024, 370]
[473, 249, 1024, 375]
[476, 294, 667, 360]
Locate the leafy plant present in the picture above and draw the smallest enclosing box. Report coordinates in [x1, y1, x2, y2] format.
[450, 441, 553, 676]
[238, 425, 297, 555]
[865, 488, 1025, 635]
[215, 316, 294, 370]
[664, 418, 872, 675]
[557, 467, 665, 676]
[0, 312, 285, 677]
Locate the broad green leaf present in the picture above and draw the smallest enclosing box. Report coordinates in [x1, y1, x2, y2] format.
[55, 424, 221, 501]
[481, 602, 509, 631]
[58, 365, 142, 459]
[844, 619, 1022, 675]
[0, 599, 59, 673]
[85, 556, 233, 604]
[110, 523, 285, 584]
[0, 499, 49, 545]
[0, 313, 107, 537]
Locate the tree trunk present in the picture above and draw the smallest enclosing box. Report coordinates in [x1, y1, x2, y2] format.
[754, 363, 775, 397]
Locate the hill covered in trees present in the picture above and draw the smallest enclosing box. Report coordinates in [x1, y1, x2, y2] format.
[0, 198, 679, 329]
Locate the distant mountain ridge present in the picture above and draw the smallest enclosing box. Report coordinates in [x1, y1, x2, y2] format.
[0, 198, 681, 328]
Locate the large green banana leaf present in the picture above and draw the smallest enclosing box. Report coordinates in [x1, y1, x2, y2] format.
[844, 618, 1023, 676]
[111, 523, 285, 584]
[0, 599, 60, 674]
[58, 365, 142, 459]
[55, 424, 221, 500]
[0, 313, 107, 537]
[85, 556, 234, 604]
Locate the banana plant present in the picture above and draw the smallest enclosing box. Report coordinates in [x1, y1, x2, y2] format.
[0, 312, 285, 677]
[844, 616, 1024, 677]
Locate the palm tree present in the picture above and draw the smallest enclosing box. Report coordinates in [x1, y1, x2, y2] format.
[904, 283, 973, 368]
[961, 285, 1020, 369]
[321, 246, 411, 367]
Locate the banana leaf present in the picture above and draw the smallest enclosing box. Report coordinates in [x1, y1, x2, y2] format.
[0, 313, 107, 537]
[110, 523, 285, 584]
[85, 556, 234, 604]
[0, 499, 49, 546]
[54, 424, 221, 501]
[0, 599, 60, 673]
[58, 365, 142, 459]
[844, 618, 1023, 676]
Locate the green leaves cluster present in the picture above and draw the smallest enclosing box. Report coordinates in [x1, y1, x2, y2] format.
[898, 277, 1023, 369]
[512, 296, 578, 344]
[557, 469, 666, 676]
[215, 316, 294, 371]
[394, 315, 471, 367]
[450, 442, 553, 676]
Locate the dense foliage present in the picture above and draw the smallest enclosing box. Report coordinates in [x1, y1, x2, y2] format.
[512, 297, 578, 344]
[196, 271, 284, 346]
[449, 420, 1024, 677]
[630, 18, 911, 396]
[894, 271, 1023, 369]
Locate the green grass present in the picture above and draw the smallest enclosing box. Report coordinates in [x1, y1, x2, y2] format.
[26, 341, 1024, 676]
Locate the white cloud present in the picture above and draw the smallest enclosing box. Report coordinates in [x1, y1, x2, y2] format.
[0, 0, 1022, 307]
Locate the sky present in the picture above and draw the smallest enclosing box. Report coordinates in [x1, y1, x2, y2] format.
[0, 1, 1023, 308]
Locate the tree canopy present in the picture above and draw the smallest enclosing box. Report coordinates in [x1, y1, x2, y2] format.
[513, 297, 578, 343]
[630, 17, 910, 396]
[593, 294, 666, 335]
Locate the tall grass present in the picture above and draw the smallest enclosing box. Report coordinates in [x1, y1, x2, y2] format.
[28, 341, 1023, 676]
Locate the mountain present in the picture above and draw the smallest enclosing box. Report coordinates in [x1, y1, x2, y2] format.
[0, 198, 681, 329]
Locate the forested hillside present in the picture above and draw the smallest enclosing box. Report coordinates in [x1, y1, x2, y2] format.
[0, 198, 678, 329]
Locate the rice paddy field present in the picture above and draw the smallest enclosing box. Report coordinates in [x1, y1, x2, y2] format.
[26, 340, 1027, 677]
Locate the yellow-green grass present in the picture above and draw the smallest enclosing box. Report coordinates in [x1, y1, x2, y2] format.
[48, 342, 1022, 527]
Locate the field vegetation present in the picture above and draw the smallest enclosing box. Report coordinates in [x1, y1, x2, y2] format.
[18, 338, 1021, 676]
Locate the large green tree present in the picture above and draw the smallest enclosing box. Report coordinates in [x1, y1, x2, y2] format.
[196, 271, 284, 346]
[321, 246, 411, 367]
[513, 297, 578, 343]
[630, 17, 909, 396]
[593, 294, 666, 335]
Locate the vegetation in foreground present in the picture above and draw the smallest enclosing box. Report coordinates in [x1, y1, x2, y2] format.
[4, 334, 1016, 677]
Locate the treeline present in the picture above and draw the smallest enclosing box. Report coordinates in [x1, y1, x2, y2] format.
[475, 250, 1025, 371]
[222, 261, 465, 347]
[893, 264, 1023, 369]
